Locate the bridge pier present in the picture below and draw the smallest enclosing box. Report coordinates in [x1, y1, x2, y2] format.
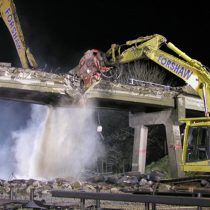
[131, 125, 148, 172]
[129, 108, 185, 178]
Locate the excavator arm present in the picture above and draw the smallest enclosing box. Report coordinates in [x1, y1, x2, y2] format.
[77, 34, 166, 90]
[144, 44, 210, 115]
[106, 34, 210, 116]
[0, 0, 38, 68]
[106, 34, 166, 64]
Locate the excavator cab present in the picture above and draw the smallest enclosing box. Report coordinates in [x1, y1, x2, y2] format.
[186, 126, 209, 162]
[181, 118, 210, 172]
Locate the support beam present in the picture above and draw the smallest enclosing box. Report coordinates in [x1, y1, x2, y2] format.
[132, 125, 148, 172]
[165, 124, 183, 177]
[177, 96, 186, 120]
[129, 110, 173, 127]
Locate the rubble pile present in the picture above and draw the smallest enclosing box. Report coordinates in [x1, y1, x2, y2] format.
[0, 156, 172, 202]
[0, 169, 172, 202]
[146, 155, 170, 178]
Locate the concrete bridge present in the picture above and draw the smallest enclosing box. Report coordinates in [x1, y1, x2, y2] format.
[87, 81, 204, 177]
[0, 65, 205, 177]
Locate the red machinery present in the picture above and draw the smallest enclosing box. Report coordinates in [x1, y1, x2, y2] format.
[78, 49, 110, 90]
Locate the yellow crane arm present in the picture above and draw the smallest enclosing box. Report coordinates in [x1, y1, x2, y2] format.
[106, 34, 166, 64]
[0, 0, 37, 68]
[106, 34, 210, 115]
[144, 45, 210, 112]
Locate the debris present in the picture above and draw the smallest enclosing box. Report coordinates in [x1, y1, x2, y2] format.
[86, 175, 105, 183]
[145, 155, 170, 178]
[110, 187, 120, 193]
[117, 176, 139, 186]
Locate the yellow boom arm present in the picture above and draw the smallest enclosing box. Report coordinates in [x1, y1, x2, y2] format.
[0, 0, 38, 68]
[106, 34, 166, 64]
[144, 44, 210, 114]
[106, 34, 210, 115]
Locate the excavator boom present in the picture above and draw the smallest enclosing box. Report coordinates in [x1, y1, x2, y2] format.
[106, 34, 166, 64]
[0, 0, 38, 68]
[144, 45, 210, 112]
[105, 34, 210, 115]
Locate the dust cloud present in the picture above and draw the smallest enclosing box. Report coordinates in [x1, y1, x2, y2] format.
[13, 103, 104, 180]
[0, 101, 31, 179]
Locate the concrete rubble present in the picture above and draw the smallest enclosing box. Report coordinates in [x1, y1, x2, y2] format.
[1, 156, 208, 205]
[1, 172, 209, 209]
[0, 156, 171, 202]
[0, 171, 169, 202]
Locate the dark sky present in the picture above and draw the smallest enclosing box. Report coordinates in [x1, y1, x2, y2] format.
[1, 1, 210, 71]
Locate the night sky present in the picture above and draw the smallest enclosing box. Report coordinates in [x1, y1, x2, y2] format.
[1, 1, 210, 71]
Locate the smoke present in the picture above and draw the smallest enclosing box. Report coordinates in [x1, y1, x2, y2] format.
[0, 101, 31, 179]
[12, 103, 104, 180]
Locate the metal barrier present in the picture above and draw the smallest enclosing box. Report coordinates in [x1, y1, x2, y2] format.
[51, 190, 210, 210]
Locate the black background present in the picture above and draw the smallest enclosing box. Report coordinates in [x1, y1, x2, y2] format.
[1, 0, 210, 71]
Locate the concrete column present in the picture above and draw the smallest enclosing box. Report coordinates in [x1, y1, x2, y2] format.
[132, 125, 148, 173]
[177, 96, 186, 120]
[165, 124, 184, 177]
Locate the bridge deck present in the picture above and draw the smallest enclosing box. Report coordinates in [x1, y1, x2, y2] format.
[0, 66, 73, 105]
[0, 66, 204, 112]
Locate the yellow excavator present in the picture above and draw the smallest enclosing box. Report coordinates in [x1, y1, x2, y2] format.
[0, 0, 38, 69]
[104, 34, 210, 173]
